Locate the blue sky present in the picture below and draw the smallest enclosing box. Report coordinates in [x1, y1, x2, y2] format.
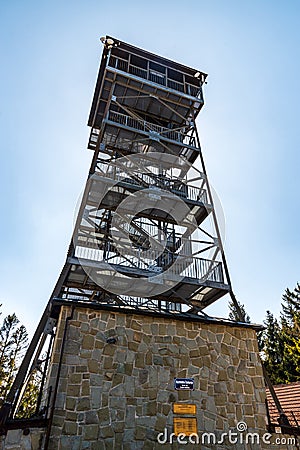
[0, 0, 300, 335]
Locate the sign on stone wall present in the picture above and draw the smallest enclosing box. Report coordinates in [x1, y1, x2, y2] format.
[173, 417, 198, 436]
[174, 378, 194, 390]
[173, 403, 196, 414]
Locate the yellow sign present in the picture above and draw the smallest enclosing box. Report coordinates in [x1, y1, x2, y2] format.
[173, 417, 197, 436]
[173, 403, 196, 415]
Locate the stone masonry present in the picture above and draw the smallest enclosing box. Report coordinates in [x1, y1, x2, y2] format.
[1, 305, 297, 449]
[47, 305, 269, 449]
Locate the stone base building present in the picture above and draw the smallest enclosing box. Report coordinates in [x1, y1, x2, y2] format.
[3, 302, 297, 450]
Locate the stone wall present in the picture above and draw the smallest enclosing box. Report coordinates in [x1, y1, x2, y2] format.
[1, 306, 298, 449]
[43, 305, 272, 449]
[0, 428, 45, 449]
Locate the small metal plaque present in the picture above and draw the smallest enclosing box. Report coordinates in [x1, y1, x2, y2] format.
[173, 403, 196, 415]
[173, 417, 197, 436]
[174, 378, 194, 390]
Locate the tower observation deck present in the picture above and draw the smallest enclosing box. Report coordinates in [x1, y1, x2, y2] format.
[69, 35, 232, 315]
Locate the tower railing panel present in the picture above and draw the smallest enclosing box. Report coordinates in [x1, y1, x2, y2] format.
[95, 161, 209, 204]
[105, 110, 197, 148]
[108, 55, 203, 99]
[74, 246, 224, 284]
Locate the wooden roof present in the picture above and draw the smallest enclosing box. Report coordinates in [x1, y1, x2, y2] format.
[266, 382, 300, 426]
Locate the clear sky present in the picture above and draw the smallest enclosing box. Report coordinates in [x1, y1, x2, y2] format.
[0, 0, 299, 335]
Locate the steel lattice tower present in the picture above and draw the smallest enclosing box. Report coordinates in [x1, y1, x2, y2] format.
[73, 36, 234, 313]
[0, 36, 247, 434]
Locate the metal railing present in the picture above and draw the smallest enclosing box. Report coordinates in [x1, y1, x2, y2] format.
[111, 219, 183, 254]
[96, 160, 208, 204]
[129, 64, 147, 79]
[108, 55, 202, 99]
[106, 110, 197, 148]
[116, 296, 182, 312]
[149, 71, 166, 86]
[75, 246, 224, 284]
[89, 128, 100, 150]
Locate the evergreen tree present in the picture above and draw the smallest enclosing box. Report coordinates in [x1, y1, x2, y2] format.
[260, 311, 286, 384]
[281, 317, 300, 382]
[1, 324, 28, 401]
[281, 283, 300, 326]
[0, 308, 40, 416]
[280, 314, 300, 383]
[0, 313, 24, 403]
[278, 283, 300, 383]
[0, 314, 19, 364]
[16, 371, 42, 418]
[228, 299, 251, 323]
